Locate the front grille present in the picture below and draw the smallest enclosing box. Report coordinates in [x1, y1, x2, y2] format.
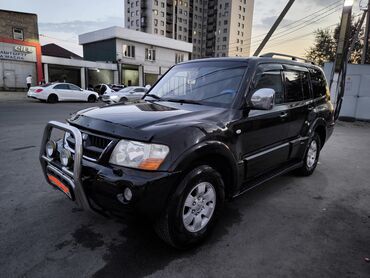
[65, 131, 112, 161]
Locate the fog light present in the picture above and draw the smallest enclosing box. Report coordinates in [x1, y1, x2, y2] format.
[46, 140, 56, 158]
[60, 149, 72, 167]
[124, 187, 133, 201]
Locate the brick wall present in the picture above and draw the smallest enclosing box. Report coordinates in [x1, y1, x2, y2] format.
[0, 10, 39, 42]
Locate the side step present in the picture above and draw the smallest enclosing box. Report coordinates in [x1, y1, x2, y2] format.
[234, 161, 303, 198]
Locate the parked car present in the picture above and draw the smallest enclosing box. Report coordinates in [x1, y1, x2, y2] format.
[101, 86, 148, 104]
[111, 84, 125, 91]
[94, 84, 126, 95]
[28, 83, 98, 103]
[39, 56, 335, 248]
[94, 84, 114, 95]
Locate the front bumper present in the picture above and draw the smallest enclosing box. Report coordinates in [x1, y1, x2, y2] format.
[40, 121, 180, 219]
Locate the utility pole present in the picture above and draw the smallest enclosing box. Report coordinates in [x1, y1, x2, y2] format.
[253, 0, 295, 56]
[361, 0, 370, 64]
[330, 0, 354, 121]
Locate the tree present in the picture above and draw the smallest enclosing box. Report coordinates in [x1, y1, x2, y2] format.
[306, 17, 370, 66]
[305, 29, 336, 66]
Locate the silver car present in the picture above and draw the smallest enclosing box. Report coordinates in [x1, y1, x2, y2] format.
[101, 86, 148, 104]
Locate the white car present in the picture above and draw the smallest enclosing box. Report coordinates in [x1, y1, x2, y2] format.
[27, 83, 99, 103]
[101, 86, 148, 104]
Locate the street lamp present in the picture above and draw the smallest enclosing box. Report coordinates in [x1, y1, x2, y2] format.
[344, 0, 354, 7]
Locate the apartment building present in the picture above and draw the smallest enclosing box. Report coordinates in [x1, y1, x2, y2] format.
[125, 0, 254, 59]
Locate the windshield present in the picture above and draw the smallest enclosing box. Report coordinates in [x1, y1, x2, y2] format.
[145, 61, 247, 107]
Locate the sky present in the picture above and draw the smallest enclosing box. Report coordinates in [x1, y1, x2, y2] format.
[0, 0, 363, 57]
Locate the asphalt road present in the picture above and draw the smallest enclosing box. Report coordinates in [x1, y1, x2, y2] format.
[0, 95, 370, 278]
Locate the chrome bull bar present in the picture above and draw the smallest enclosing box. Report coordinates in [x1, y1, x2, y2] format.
[39, 121, 93, 212]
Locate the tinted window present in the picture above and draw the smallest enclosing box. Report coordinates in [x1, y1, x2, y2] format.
[253, 71, 284, 104]
[134, 88, 145, 92]
[284, 71, 311, 102]
[310, 69, 327, 98]
[54, 84, 69, 90]
[301, 72, 311, 100]
[69, 84, 81, 91]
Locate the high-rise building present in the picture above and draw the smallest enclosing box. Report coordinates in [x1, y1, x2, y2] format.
[125, 0, 254, 59]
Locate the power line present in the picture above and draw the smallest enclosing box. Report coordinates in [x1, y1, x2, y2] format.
[249, 0, 342, 41]
[228, 1, 343, 50]
[261, 12, 364, 51]
[229, 5, 343, 52]
[39, 34, 79, 45]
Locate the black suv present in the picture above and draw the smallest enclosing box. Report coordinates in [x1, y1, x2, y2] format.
[40, 56, 335, 248]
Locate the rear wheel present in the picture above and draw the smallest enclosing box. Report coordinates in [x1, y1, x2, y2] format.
[296, 133, 321, 176]
[88, 95, 96, 102]
[119, 97, 128, 104]
[47, 94, 58, 103]
[155, 165, 224, 249]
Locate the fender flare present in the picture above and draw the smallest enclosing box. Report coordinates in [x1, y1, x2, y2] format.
[169, 141, 240, 197]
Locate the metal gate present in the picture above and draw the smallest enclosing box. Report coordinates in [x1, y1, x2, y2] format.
[3, 70, 15, 89]
[324, 63, 370, 121]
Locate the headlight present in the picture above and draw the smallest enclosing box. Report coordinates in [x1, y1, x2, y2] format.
[109, 139, 169, 171]
[60, 149, 72, 167]
[46, 140, 56, 158]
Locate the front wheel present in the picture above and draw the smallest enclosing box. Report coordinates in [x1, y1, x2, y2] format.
[155, 165, 224, 249]
[87, 95, 96, 102]
[296, 133, 321, 176]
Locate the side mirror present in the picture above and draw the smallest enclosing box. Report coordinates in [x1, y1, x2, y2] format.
[249, 88, 275, 110]
[145, 84, 151, 90]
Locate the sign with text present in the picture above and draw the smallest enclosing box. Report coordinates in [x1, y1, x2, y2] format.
[0, 42, 36, 62]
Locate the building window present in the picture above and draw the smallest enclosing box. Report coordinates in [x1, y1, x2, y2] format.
[123, 45, 135, 58]
[176, 53, 184, 63]
[154, 19, 158, 26]
[13, 28, 24, 40]
[154, 28, 158, 34]
[145, 48, 156, 61]
[160, 30, 164, 35]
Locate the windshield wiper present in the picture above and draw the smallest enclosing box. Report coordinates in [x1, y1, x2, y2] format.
[164, 98, 203, 105]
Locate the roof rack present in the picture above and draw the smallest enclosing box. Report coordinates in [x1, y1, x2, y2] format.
[260, 52, 315, 65]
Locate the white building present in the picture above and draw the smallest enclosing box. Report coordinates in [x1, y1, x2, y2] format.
[79, 26, 192, 86]
[124, 0, 254, 59]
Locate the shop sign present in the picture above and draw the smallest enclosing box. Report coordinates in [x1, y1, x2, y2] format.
[0, 42, 37, 62]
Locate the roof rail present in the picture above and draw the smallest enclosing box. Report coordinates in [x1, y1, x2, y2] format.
[260, 52, 315, 65]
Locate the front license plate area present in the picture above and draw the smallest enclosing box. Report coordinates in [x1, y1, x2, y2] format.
[47, 174, 75, 201]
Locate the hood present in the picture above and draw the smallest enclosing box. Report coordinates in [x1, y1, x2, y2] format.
[68, 101, 228, 139]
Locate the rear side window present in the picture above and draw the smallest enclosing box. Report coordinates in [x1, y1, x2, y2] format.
[283, 71, 311, 102]
[54, 84, 69, 90]
[69, 84, 80, 91]
[253, 71, 284, 104]
[135, 88, 146, 92]
[310, 68, 327, 98]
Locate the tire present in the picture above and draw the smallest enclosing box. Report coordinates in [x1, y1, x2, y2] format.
[155, 165, 225, 249]
[296, 132, 321, 176]
[88, 95, 96, 103]
[119, 97, 128, 104]
[47, 94, 58, 103]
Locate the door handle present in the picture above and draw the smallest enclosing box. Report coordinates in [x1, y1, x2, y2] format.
[280, 112, 288, 118]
